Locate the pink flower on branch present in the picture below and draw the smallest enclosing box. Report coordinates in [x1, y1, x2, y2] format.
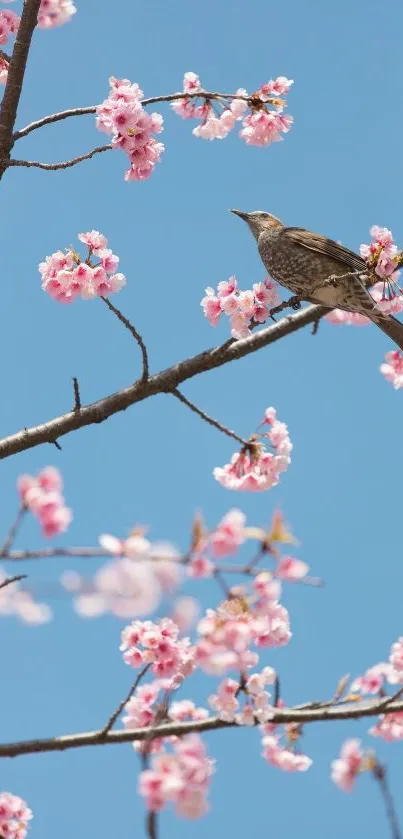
[37, 0, 76, 28]
[331, 739, 374, 792]
[18, 466, 72, 538]
[380, 350, 403, 390]
[172, 72, 293, 148]
[39, 231, 126, 303]
[96, 76, 164, 182]
[0, 792, 32, 839]
[201, 275, 279, 336]
[214, 407, 292, 492]
[138, 734, 214, 819]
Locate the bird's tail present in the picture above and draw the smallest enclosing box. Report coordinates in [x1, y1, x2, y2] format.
[367, 311, 403, 352]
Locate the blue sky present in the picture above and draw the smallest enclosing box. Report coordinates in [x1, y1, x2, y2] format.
[1, 0, 403, 836]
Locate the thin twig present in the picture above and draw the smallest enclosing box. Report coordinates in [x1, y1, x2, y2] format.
[7, 144, 112, 171]
[0, 574, 26, 591]
[72, 377, 81, 411]
[0, 50, 10, 63]
[0, 0, 42, 175]
[146, 812, 158, 839]
[100, 664, 151, 737]
[101, 296, 149, 382]
[376, 685, 403, 712]
[2, 695, 403, 758]
[0, 304, 328, 461]
[0, 506, 26, 556]
[373, 763, 402, 839]
[172, 388, 248, 446]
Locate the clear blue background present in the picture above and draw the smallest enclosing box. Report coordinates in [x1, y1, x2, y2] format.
[1, 0, 403, 836]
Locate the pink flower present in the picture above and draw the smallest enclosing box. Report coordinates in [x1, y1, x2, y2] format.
[217, 277, 237, 297]
[37, 0, 76, 28]
[200, 288, 222, 326]
[276, 555, 309, 581]
[230, 312, 251, 340]
[326, 309, 369, 326]
[351, 663, 395, 694]
[97, 77, 164, 182]
[209, 508, 246, 557]
[262, 734, 311, 772]
[40, 232, 126, 303]
[18, 467, 71, 539]
[121, 617, 195, 688]
[240, 110, 293, 146]
[380, 350, 403, 389]
[331, 739, 364, 791]
[370, 712, 403, 741]
[187, 555, 214, 578]
[260, 76, 294, 98]
[0, 56, 8, 85]
[390, 637, 403, 676]
[183, 72, 202, 94]
[138, 734, 214, 819]
[0, 792, 32, 839]
[214, 413, 292, 492]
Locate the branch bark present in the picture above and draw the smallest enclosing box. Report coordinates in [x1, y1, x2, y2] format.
[0, 0, 42, 176]
[0, 303, 326, 460]
[0, 695, 402, 758]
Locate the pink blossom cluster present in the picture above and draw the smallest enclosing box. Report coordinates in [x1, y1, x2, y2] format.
[380, 350, 403, 390]
[96, 76, 164, 181]
[350, 637, 403, 743]
[214, 407, 292, 492]
[123, 684, 208, 754]
[0, 792, 32, 839]
[172, 72, 293, 146]
[187, 508, 246, 578]
[0, 8, 19, 44]
[209, 668, 276, 725]
[138, 733, 214, 819]
[331, 739, 368, 791]
[0, 567, 51, 624]
[18, 466, 72, 538]
[201, 275, 279, 339]
[120, 617, 196, 688]
[326, 225, 403, 328]
[37, 0, 76, 28]
[61, 532, 181, 619]
[39, 230, 126, 303]
[196, 572, 291, 676]
[261, 722, 312, 773]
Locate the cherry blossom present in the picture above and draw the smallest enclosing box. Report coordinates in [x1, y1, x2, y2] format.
[138, 734, 214, 819]
[209, 669, 276, 724]
[275, 555, 309, 581]
[201, 275, 279, 337]
[261, 733, 312, 772]
[196, 576, 290, 676]
[121, 618, 196, 688]
[62, 535, 181, 620]
[214, 407, 292, 492]
[370, 713, 403, 742]
[351, 663, 397, 695]
[209, 509, 246, 557]
[37, 0, 76, 28]
[380, 350, 403, 389]
[0, 567, 51, 625]
[172, 72, 293, 148]
[0, 8, 19, 45]
[331, 739, 366, 791]
[96, 76, 164, 181]
[0, 792, 32, 839]
[39, 231, 126, 303]
[18, 466, 72, 538]
[389, 637, 403, 677]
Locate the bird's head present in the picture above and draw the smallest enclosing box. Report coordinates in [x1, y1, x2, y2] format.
[230, 209, 283, 240]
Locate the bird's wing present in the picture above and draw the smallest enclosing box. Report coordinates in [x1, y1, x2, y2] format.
[282, 227, 367, 274]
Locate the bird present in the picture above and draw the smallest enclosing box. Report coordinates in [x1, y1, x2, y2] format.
[230, 208, 403, 351]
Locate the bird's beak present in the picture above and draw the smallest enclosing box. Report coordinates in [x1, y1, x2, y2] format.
[230, 208, 249, 221]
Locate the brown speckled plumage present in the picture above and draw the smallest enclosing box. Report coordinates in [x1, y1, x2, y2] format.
[231, 209, 403, 351]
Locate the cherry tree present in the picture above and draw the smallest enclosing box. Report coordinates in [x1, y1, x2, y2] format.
[0, 3, 403, 839]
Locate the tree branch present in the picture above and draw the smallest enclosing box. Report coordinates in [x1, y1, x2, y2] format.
[7, 144, 112, 171]
[0, 303, 326, 460]
[0, 0, 42, 174]
[0, 505, 26, 555]
[102, 296, 149, 381]
[373, 763, 402, 839]
[99, 664, 151, 737]
[172, 388, 248, 446]
[0, 574, 26, 591]
[1, 695, 403, 759]
[11, 90, 260, 142]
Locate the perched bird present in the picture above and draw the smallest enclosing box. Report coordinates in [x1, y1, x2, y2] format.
[231, 209, 403, 351]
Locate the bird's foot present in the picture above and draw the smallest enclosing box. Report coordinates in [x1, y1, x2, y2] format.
[289, 296, 302, 310]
